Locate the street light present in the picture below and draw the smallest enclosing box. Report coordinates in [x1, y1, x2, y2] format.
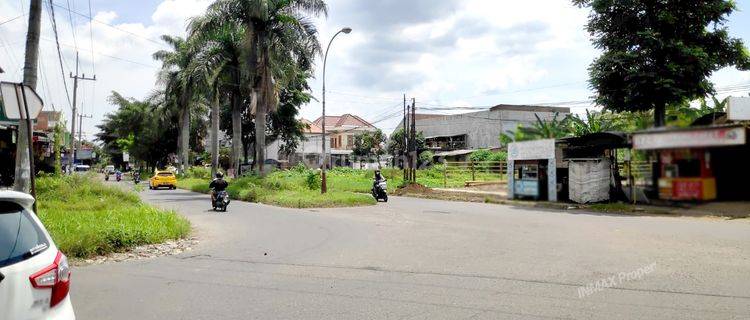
[321, 27, 352, 194]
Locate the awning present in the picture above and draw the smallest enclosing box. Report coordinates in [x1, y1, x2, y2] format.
[632, 125, 746, 150]
[425, 134, 466, 140]
[435, 149, 475, 157]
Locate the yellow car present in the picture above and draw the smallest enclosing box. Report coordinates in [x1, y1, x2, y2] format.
[149, 170, 177, 190]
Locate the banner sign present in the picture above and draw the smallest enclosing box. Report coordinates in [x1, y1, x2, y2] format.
[633, 126, 746, 150]
[508, 139, 556, 161]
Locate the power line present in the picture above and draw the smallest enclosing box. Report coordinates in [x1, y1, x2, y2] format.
[47, 0, 73, 111]
[45, 0, 165, 46]
[0, 13, 28, 27]
[87, 0, 96, 124]
[39, 37, 157, 68]
[64, 0, 78, 51]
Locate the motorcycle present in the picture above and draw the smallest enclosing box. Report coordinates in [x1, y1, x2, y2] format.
[104, 173, 109, 181]
[212, 190, 230, 212]
[372, 179, 388, 202]
[133, 173, 140, 184]
[115, 172, 122, 182]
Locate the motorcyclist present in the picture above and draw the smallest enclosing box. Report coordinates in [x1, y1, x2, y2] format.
[373, 170, 385, 189]
[209, 172, 229, 203]
[133, 171, 141, 183]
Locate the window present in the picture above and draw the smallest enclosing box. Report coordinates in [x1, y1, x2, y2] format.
[158, 172, 175, 177]
[330, 138, 336, 148]
[0, 201, 49, 268]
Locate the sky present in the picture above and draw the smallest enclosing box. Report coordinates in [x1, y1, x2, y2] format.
[1, 0, 749, 140]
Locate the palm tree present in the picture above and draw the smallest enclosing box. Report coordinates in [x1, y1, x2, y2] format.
[189, 18, 246, 177]
[568, 110, 620, 136]
[153, 35, 201, 172]
[189, 0, 326, 175]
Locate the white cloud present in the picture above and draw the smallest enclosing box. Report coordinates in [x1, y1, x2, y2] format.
[0, 0, 211, 141]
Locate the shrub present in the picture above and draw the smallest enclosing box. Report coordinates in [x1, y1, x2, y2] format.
[186, 166, 212, 179]
[305, 171, 321, 190]
[419, 151, 435, 165]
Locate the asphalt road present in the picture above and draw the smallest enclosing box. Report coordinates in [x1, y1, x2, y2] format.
[72, 186, 750, 319]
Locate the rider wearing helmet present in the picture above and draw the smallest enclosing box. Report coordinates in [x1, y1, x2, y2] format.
[373, 169, 385, 189]
[209, 172, 229, 203]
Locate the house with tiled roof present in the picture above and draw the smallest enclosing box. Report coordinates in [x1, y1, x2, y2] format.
[312, 114, 377, 150]
[267, 114, 377, 168]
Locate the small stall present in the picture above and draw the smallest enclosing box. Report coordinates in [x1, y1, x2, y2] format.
[558, 132, 631, 204]
[633, 124, 749, 201]
[507, 139, 557, 201]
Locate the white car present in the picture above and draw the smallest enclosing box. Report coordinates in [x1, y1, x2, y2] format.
[0, 191, 75, 320]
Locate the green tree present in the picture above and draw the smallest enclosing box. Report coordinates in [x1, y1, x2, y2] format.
[96, 92, 178, 171]
[574, 0, 750, 127]
[568, 110, 620, 136]
[387, 128, 425, 162]
[153, 35, 202, 172]
[193, 0, 327, 175]
[352, 129, 387, 165]
[188, 17, 246, 176]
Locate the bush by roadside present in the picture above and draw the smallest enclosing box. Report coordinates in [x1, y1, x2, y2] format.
[36, 174, 191, 258]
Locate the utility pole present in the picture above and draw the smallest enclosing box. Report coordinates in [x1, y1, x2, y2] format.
[411, 98, 417, 183]
[13, 0, 41, 193]
[78, 113, 93, 154]
[68, 52, 96, 171]
[402, 94, 407, 181]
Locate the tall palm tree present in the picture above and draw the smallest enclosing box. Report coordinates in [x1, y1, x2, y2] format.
[153, 35, 201, 172]
[189, 0, 326, 175]
[189, 19, 246, 176]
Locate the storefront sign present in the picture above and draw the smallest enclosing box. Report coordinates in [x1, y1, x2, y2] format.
[508, 139, 556, 161]
[633, 126, 746, 150]
[673, 180, 703, 200]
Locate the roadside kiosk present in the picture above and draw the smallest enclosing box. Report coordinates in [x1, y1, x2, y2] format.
[507, 139, 558, 201]
[633, 124, 749, 201]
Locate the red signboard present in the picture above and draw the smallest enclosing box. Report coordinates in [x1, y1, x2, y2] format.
[673, 180, 703, 200]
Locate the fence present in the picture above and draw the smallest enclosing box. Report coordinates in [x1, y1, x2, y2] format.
[442, 161, 507, 187]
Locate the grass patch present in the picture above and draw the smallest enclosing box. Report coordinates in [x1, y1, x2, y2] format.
[262, 190, 375, 208]
[177, 168, 376, 208]
[176, 165, 504, 208]
[36, 174, 191, 258]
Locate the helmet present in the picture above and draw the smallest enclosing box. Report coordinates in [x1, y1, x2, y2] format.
[216, 172, 224, 179]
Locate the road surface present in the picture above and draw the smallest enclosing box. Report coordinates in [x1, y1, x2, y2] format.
[72, 187, 750, 319]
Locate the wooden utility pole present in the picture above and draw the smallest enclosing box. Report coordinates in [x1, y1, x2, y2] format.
[68, 52, 96, 170]
[13, 0, 42, 193]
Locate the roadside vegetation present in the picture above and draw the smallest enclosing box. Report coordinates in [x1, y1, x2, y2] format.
[176, 164, 509, 208]
[36, 174, 191, 258]
[177, 166, 377, 208]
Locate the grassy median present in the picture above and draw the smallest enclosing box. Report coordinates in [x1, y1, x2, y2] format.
[177, 169, 376, 209]
[36, 174, 191, 258]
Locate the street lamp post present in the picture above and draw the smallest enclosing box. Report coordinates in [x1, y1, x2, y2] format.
[321, 27, 352, 194]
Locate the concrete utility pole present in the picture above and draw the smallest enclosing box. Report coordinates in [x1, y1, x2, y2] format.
[13, 0, 42, 193]
[68, 52, 96, 170]
[78, 113, 92, 153]
[411, 98, 417, 183]
[402, 94, 407, 181]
